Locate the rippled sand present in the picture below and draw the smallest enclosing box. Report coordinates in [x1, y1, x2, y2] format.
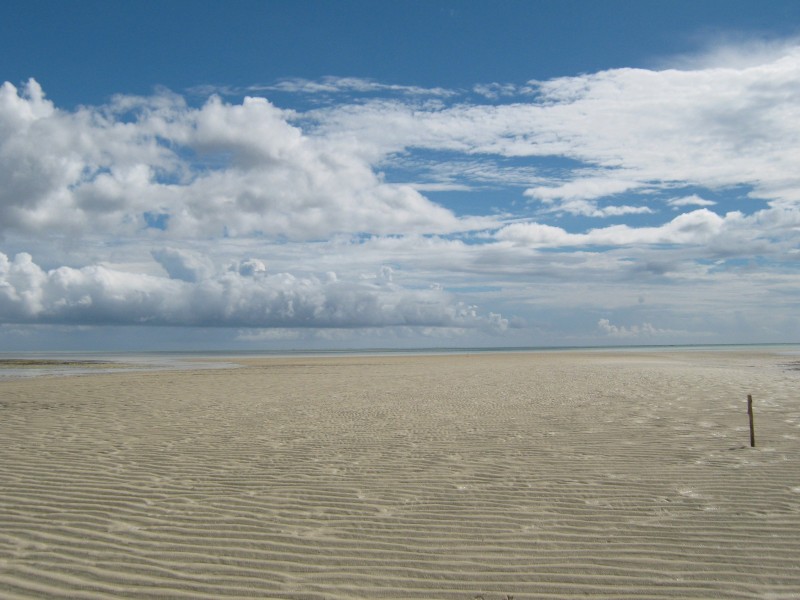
[1, 351, 799, 599]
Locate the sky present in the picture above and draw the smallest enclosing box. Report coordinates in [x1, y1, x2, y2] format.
[1, 0, 800, 351]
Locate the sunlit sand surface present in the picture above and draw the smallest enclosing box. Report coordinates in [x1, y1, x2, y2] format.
[1, 351, 799, 599]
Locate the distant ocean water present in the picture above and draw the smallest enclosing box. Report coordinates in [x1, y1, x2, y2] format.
[1, 343, 799, 380]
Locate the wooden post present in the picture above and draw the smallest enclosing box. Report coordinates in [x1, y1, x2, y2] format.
[747, 394, 755, 448]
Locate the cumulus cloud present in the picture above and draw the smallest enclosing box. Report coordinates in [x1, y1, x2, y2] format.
[3, 42, 800, 344]
[0, 252, 506, 330]
[495, 222, 578, 247]
[151, 248, 214, 282]
[586, 209, 735, 246]
[6, 47, 800, 245]
[0, 79, 486, 242]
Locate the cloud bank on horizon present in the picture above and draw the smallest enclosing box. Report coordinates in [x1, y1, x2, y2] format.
[2, 37, 800, 348]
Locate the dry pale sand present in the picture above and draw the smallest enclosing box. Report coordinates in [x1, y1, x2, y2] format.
[1, 350, 799, 599]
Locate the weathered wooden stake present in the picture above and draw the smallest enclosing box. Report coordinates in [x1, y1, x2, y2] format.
[747, 394, 755, 448]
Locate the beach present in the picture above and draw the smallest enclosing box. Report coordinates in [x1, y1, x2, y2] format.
[1, 350, 799, 599]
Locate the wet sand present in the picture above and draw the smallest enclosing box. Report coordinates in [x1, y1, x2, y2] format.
[1, 350, 799, 599]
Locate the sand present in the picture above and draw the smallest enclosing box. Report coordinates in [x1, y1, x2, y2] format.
[1, 350, 799, 599]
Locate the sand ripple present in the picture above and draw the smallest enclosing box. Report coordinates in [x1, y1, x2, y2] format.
[1, 351, 799, 598]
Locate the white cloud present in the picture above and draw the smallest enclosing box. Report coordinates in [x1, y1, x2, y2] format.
[0, 252, 506, 330]
[495, 222, 578, 247]
[497, 208, 741, 248]
[523, 177, 654, 218]
[151, 248, 215, 282]
[666, 36, 800, 70]
[7, 46, 800, 245]
[586, 208, 734, 246]
[667, 194, 717, 209]
[232, 258, 268, 277]
[3, 42, 800, 345]
[539, 199, 654, 218]
[0, 80, 491, 242]
[311, 46, 800, 208]
[524, 177, 641, 203]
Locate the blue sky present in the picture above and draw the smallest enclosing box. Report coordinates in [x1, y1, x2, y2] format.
[1, 1, 800, 350]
